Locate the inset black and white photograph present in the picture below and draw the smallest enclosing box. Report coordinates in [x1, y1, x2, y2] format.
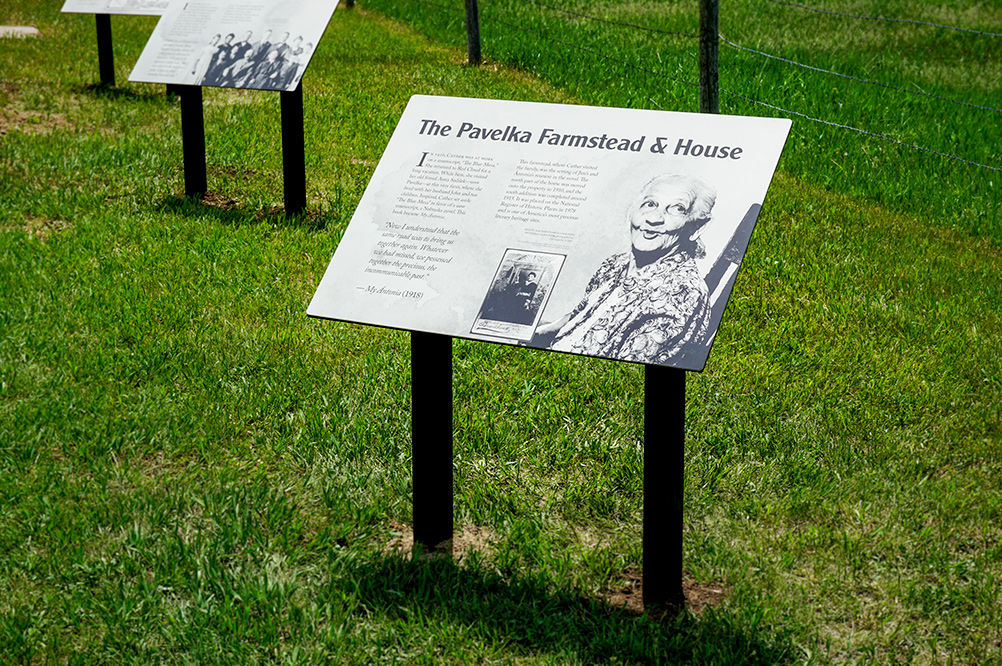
[471, 250, 565, 341]
[129, 0, 334, 91]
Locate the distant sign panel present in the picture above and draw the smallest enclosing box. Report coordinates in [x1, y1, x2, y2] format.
[61, 0, 168, 16]
[308, 96, 791, 371]
[129, 0, 335, 91]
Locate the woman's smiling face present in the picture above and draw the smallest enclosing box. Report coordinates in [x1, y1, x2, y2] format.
[628, 179, 693, 256]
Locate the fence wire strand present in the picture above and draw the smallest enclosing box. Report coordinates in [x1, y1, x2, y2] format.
[720, 87, 1002, 172]
[720, 36, 1002, 115]
[765, 0, 1002, 37]
[486, 15, 700, 89]
[401, 0, 464, 13]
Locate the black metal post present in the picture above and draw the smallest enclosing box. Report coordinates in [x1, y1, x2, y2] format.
[179, 85, 207, 197]
[95, 14, 115, 87]
[465, 0, 482, 66]
[699, 0, 719, 114]
[411, 332, 453, 552]
[643, 364, 686, 610]
[280, 83, 306, 216]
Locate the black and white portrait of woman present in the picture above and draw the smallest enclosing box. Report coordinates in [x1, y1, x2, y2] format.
[531, 173, 717, 365]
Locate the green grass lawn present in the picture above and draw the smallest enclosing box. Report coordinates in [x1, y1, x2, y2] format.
[1, 1, 1001, 664]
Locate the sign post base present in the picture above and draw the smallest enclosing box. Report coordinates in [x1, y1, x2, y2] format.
[280, 83, 307, 216]
[180, 86, 206, 198]
[643, 364, 686, 610]
[411, 332, 453, 553]
[95, 14, 114, 87]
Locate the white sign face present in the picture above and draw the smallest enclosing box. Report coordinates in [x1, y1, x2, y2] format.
[309, 96, 791, 371]
[128, 0, 334, 91]
[61, 0, 168, 16]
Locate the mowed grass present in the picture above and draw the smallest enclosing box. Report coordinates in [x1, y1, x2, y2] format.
[1, 1, 1001, 664]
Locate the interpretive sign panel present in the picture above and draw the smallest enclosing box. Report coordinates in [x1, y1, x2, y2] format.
[308, 96, 791, 371]
[61, 0, 168, 16]
[128, 0, 335, 91]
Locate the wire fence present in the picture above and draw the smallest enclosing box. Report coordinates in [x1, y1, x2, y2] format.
[360, 0, 1001, 176]
[718, 37, 1002, 116]
[518, 0, 1000, 173]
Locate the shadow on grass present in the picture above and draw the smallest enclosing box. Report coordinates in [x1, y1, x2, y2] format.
[156, 192, 337, 232]
[336, 554, 799, 665]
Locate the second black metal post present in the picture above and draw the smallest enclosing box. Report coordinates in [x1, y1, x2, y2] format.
[280, 84, 306, 216]
[95, 14, 114, 87]
[411, 332, 454, 552]
[179, 85, 207, 198]
[643, 364, 686, 610]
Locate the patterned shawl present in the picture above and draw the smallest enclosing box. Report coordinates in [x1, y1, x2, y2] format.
[550, 250, 709, 365]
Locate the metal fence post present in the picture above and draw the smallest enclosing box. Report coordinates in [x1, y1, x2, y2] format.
[465, 0, 482, 65]
[699, 0, 719, 114]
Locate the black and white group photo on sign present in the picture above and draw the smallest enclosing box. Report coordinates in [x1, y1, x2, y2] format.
[129, 0, 335, 92]
[187, 29, 313, 89]
[308, 96, 791, 371]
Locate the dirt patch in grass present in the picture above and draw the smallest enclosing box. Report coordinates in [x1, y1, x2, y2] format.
[386, 520, 497, 562]
[0, 108, 73, 136]
[256, 204, 287, 219]
[9, 216, 72, 240]
[252, 203, 330, 229]
[600, 569, 730, 616]
[208, 165, 258, 181]
[382, 521, 728, 615]
[200, 190, 240, 210]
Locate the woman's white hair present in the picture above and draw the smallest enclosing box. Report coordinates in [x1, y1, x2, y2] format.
[636, 173, 716, 223]
[629, 173, 717, 258]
